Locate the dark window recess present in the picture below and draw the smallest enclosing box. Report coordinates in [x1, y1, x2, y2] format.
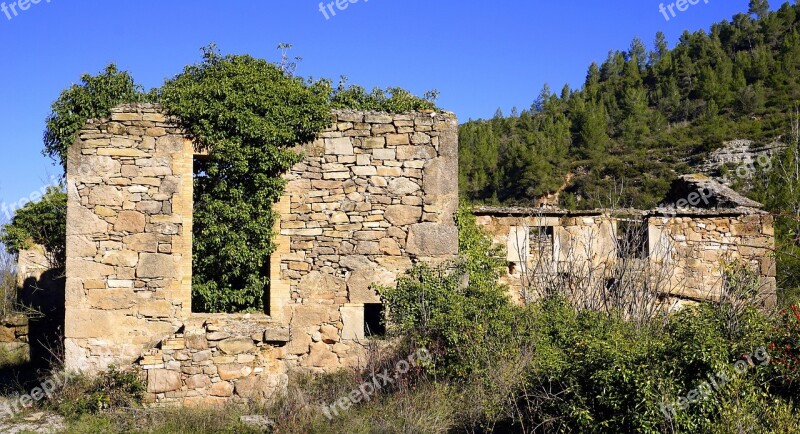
[530, 226, 554, 256]
[605, 277, 620, 294]
[617, 221, 649, 259]
[364, 303, 386, 337]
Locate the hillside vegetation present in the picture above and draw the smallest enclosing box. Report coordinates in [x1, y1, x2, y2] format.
[459, 0, 800, 209]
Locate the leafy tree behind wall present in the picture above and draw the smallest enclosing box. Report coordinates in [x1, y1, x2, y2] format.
[0, 187, 67, 269]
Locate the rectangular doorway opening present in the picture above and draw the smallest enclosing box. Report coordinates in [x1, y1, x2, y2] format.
[364, 303, 386, 338]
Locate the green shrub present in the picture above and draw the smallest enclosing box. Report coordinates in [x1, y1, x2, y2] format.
[379, 204, 519, 378]
[43, 64, 145, 170]
[159, 46, 333, 312]
[51, 367, 145, 419]
[379, 208, 800, 433]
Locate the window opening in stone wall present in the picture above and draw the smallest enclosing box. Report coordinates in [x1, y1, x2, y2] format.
[365, 303, 386, 337]
[191, 155, 269, 314]
[529, 226, 554, 270]
[617, 220, 648, 259]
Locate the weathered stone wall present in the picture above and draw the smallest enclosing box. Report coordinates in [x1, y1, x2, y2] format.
[0, 314, 28, 361]
[64, 104, 194, 374]
[650, 211, 776, 305]
[64, 105, 460, 405]
[475, 211, 617, 304]
[16, 245, 51, 287]
[474, 207, 776, 307]
[139, 315, 289, 406]
[272, 110, 459, 371]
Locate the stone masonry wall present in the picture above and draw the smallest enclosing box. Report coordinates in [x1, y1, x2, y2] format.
[64, 104, 194, 374]
[138, 315, 290, 406]
[272, 110, 459, 372]
[64, 105, 460, 406]
[0, 314, 28, 362]
[650, 211, 776, 305]
[474, 208, 776, 308]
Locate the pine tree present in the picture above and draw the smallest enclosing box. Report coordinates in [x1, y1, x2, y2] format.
[749, 0, 770, 18]
[629, 37, 648, 71]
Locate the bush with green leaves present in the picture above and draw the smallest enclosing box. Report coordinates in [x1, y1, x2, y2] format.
[380, 204, 523, 378]
[0, 186, 67, 269]
[51, 367, 145, 419]
[158, 47, 333, 312]
[43, 65, 145, 170]
[380, 208, 799, 433]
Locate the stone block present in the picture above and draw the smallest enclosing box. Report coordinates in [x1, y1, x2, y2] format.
[341, 304, 365, 341]
[68, 235, 98, 257]
[137, 253, 178, 279]
[319, 324, 339, 344]
[88, 186, 123, 206]
[325, 137, 354, 155]
[101, 250, 139, 267]
[297, 271, 346, 301]
[155, 135, 185, 154]
[363, 137, 386, 149]
[67, 205, 109, 236]
[351, 166, 377, 176]
[379, 238, 402, 256]
[385, 205, 422, 226]
[185, 374, 211, 389]
[147, 369, 182, 394]
[364, 113, 393, 124]
[263, 327, 291, 343]
[286, 331, 312, 355]
[387, 178, 420, 195]
[69, 258, 115, 279]
[217, 337, 256, 355]
[386, 134, 410, 146]
[406, 223, 458, 256]
[235, 375, 279, 400]
[396, 145, 435, 160]
[123, 233, 159, 253]
[218, 364, 253, 381]
[185, 333, 208, 350]
[348, 267, 395, 304]
[209, 381, 234, 397]
[306, 342, 339, 368]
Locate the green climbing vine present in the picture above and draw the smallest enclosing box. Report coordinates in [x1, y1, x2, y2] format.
[25, 44, 438, 313]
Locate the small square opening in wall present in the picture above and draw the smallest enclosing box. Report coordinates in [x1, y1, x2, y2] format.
[364, 303, 386, 337]
[617, 220, 649, 259]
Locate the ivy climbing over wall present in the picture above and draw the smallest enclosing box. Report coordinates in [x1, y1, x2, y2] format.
[21, 45, 438, 313]
[159, 47, 333, 312]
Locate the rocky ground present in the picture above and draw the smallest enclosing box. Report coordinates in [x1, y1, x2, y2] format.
[0, 397, 65, 434]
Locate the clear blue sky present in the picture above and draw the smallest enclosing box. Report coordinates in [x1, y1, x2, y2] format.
[0, 0, 766, 222]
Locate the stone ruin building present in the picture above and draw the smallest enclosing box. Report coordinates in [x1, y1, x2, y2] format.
[61, 104, 458, 406]
[474, 174, 776, 311]
[7, 104, 775, 407]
